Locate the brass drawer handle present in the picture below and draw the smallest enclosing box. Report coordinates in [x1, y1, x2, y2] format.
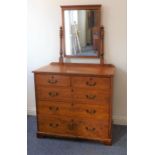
[86, 81, 96, 86]
[86, 109, 96, 114]
[48, 92, 59, 97]
[49, 106, 59, 112]
[85, 127, 96, 132]
[86, 94, 96, 100]
[49, 123, 59, 128]
[48, 79, 58, 84]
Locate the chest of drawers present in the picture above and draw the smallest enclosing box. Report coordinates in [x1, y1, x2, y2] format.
[33, 62, 115, 145]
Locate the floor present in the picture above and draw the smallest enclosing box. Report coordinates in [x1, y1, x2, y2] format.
[27, 116, 127, 155]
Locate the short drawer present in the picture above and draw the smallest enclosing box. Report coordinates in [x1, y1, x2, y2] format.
[73, 88, 111, 104]
[38, 116, 68, 135]
[38, 115, 109, 140]
[37, 86, 71, 101]
[35, 74, 70, 87]
[77, 119, 109, 140]
[37, 101, 109, 120]
[72, 76, 111, 89]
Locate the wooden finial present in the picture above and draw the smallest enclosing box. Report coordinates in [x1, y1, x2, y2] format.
[59, 26, 63, 63]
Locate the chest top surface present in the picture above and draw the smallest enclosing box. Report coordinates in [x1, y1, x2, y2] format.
[33, 62, 115, 77]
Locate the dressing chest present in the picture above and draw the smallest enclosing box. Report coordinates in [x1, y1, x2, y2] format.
[33, 5, 115, 145]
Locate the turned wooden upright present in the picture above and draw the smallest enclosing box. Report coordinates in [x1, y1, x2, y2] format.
[59, 27, 64, 63]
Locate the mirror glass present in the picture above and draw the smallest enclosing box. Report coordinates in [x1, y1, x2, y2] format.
[64, 10, 100, 57]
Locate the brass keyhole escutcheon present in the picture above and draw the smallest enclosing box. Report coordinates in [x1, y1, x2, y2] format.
[68, 120, 77, 130]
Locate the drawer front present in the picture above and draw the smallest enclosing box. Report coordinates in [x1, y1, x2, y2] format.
[35, 74, 70, 87]
[73, 88, 111, 104]
[38, 116, 68, 135]
[37, 101, 109, 120]
[37, 87, 71, 101]
[78, 119, 109, 139]
[38, 115, 109, 140]
[72, 76, 111, 89]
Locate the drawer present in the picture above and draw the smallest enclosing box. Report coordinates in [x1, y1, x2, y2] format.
[38, 115, 109, 140]
[78, 119, 109, 140]
[73, 88, 111, 104]
[72, 76, 111, 89]
[37, 101, 109, 120]
[37, 86, 71, 101]
[35, 74, 70, 87]
[38, 116, 82, 136]
[38, 116, 68, 135]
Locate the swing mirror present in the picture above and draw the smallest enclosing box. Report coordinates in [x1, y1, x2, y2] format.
[61, 5, 101, 58]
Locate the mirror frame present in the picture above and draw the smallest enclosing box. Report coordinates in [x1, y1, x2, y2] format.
[61, 5, 102, 59]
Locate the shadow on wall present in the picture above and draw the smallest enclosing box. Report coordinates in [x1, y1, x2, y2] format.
[112, 67, 127, 122]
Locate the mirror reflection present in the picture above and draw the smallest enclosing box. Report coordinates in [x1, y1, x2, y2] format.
[64, 10, 100, 56]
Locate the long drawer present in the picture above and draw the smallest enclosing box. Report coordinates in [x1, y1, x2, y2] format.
[38, 115, 109, 140]
[35, 74, 70, 87]
[37, 86, 71, 101]
[37, 101, 109, 120]
[72, 76, 111, 90]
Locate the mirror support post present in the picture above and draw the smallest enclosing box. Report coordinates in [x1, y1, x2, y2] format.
[59, 26, 64, 63]
[100, 26, 104, 64]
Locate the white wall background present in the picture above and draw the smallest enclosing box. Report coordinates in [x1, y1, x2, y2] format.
[27, 0, 127, 125]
